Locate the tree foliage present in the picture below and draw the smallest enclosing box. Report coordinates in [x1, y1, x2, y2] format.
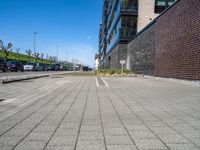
[0, 40, 53, 64]
[0, 40, 13, 60]
[25, 49, 32, 56]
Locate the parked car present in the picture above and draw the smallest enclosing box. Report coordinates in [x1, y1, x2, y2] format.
[23, 62, 36, 71]
[62, 66, 73, 71]
[82, 66, 92, 71]
[48, 64, 60, 71]
[0, 58, 8, 72]
[35, 63, 46, 71]
[7, 61, 24, 72]
[44, 64, 49, 71]
[45, 64, 50, 71]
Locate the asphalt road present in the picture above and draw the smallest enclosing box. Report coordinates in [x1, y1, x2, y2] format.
[0, 76, 200, 150]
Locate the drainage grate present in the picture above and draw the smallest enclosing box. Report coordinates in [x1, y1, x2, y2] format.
[0, 98, 6, 102]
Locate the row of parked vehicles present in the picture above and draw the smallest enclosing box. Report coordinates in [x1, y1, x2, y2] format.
[23, 62, 61, 71]
[0, 58, 62, 72]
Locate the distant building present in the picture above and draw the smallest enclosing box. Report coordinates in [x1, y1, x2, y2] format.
[98, 0, 176, 69]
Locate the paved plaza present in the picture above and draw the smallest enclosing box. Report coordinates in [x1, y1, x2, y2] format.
[0, 76, 200, 150]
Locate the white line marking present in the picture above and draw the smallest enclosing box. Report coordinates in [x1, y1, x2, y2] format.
[101, 77, 109, 87]
[95, 77, 99, 87]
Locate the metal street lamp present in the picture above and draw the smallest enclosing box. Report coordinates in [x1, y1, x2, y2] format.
[33, 32, 37, 62]
[72, 58, 78, 74]
[56, 45, 59, 63]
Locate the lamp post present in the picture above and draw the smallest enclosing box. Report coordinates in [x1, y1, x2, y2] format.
[33, 32, 37, 62]
[56, 45, 59, 63]
[72, 58, 78, 74]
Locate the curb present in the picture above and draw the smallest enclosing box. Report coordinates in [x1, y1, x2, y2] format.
[144, 75, 200, 87]
[0, 74, 49, 84]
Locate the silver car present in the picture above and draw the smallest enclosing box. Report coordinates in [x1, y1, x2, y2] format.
[23, 62, 36, 71]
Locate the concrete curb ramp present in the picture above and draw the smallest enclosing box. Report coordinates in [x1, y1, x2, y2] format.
[0, 74, 49, 84]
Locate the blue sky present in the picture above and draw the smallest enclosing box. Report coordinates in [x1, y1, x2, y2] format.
[0, 0, 102, 67]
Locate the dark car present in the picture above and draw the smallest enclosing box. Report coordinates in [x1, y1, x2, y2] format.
[35, 63, 46, 71]
[48, 64, 60, 71]
[82, 66, 92, 71]
[7, 61, 24, 72]
[0, 58, 8, 72]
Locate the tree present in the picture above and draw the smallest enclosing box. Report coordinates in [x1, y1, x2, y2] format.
[40, 53, 44, 63]
[52, 56, 57, 63]
[0, 40, 13, 60]
[15, 48, 20, 60]
[49, 56, 57, 63]
[40, 53, 44, 59]
[34, 52, 40, 62]
[25, 49, 32, 57]
[46, 53, 49, 59]
[16, 48, 20, 53]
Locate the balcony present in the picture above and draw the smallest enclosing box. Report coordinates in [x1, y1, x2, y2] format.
[107, 1, 138, 25]
[120, 3, 138, 14]
[119, 27, 137, 40]
[107, 2, 138, 38]
[102, 0, 109, 12]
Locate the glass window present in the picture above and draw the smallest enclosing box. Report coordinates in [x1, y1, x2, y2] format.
[154, 0, 175, 13]
[155, 0, 175, 6]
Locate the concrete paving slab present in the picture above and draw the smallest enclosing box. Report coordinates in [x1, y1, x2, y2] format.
[0, 76, 200, 150]
[48, 135, 77, 146]
[76, 140, 105, 150]
[107, 144, 137, 150]
[14, 140, 47, 150]
[45, 145, 74, 150]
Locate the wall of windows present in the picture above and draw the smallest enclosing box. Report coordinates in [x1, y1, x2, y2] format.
[121, 0, 138, 10]
[120, 16, 137, 39]
[106, 15, 137, 53]
[106, 0, 138, 53]
[155, 0, 176, 13]
[107, 19, 121, 52]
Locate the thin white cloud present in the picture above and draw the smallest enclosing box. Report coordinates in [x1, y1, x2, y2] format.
[86, 36, 91, 40]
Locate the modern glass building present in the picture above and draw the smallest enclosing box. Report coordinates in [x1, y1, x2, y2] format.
[99, 0, 109, 62]
[98, 0, 176, 69]
[106, 0, 138, 53]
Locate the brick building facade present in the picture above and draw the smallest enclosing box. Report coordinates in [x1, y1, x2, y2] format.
[127, 22, 156, 75]
[100, 43, 127, 69]
[98, 0, 176, 70]
[98, 0, 199, 80]
[154, 0, 200, 80]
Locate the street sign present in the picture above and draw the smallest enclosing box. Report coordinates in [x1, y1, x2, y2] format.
[120, 60, 126, 64]
[120, 60, 126, 76]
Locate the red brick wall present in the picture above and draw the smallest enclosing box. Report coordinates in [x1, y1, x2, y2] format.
[154, 0, 200, 80]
